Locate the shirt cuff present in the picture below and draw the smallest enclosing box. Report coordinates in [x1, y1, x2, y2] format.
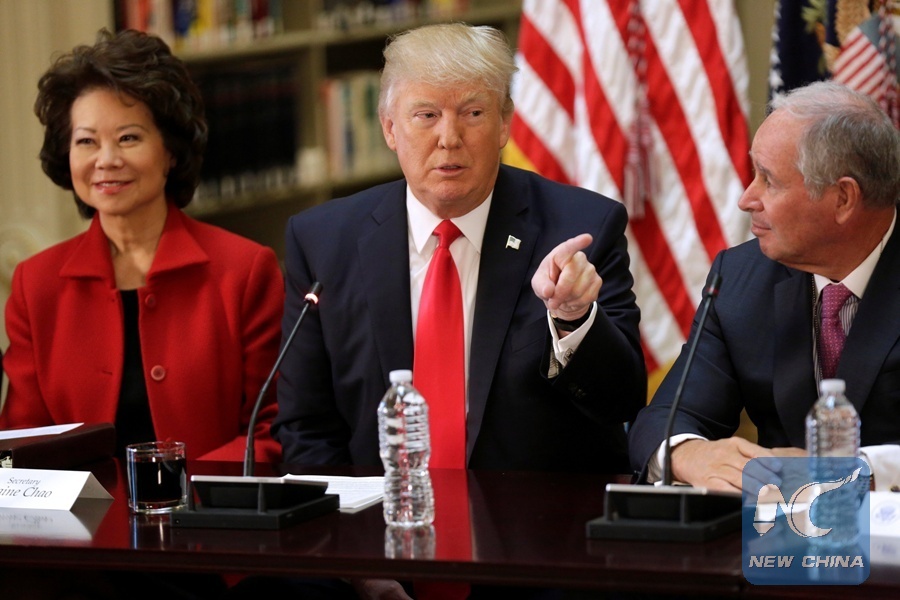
[547, 302, 597, 370]
[860, 445, 900, 491]
[647, 433, 707, 483]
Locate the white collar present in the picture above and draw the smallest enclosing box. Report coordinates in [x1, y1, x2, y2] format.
[814, 210, 896, 298]
[406, 187, 493, 254]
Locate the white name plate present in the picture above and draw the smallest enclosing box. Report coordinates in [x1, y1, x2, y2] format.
[0, 468, 112, 510]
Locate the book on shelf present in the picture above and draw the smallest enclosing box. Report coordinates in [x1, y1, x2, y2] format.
[317, 0, 474, 30]
[0, 423, 116, 470]
[115, 0, 284, 51]
[192, 60, 300, 209]
[322, 70, 399, 181]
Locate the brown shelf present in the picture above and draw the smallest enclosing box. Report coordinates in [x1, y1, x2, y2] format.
[177, 2, 522, 65]
[187, 166, 405, 220]
[174, 0, 522, 254]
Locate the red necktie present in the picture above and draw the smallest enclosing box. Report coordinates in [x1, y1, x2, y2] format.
[414, 220, 466, 470]
[414, 470, 472, 600]
[819, 283, 853, 380]
[413, 221, 470, 599]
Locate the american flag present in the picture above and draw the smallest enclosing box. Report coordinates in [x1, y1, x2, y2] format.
[506, 0, 752, 388]
[771, 0, 899, 126]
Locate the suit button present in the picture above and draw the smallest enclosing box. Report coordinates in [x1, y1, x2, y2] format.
[150, 365, 167, 381]
[144, 294, 157, 308]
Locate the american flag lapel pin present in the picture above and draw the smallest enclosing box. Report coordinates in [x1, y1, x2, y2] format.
[506, 235, 521, 250]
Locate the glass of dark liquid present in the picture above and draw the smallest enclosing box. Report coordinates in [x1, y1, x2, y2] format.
[126, 441, 187, 514]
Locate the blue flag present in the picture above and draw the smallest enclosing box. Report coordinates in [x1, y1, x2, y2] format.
[770, 0, 829, 97]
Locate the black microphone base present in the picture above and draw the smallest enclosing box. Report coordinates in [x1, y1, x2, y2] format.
[586, 483, 742, 542]
[171, 476, 339, 530]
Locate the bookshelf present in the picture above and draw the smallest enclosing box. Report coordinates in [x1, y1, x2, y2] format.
[115, 0, 522, 257]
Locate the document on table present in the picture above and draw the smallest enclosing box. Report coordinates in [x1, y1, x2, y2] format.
[0, 423, 82, 440]
[284, 474, 384, 513]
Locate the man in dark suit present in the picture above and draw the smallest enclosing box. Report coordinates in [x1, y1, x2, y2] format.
[270, 21, 644, 600]
[629, 81, 900, 492]
[273, 23, 644, 474]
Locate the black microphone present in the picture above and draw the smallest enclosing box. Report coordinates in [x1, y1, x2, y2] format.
[172, 282, 337, 530]
[586, 270, 740, 542]
[244, 281, 322, 476]
[662, 272, 722, 486]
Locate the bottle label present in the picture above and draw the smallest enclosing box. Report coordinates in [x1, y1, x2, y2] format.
[742, 457, 870, 585]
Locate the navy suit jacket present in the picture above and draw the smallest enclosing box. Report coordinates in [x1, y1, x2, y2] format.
[273, 165, 646, 474]
[629, 219, 900, 479]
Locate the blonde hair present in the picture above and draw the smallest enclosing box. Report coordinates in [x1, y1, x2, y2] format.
[379, 22, 517, 118]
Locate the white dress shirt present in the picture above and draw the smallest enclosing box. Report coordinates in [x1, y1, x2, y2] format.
[406, 188, 594, 408]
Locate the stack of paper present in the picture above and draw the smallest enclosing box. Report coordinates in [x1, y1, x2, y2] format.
[284, 474, 384, 513]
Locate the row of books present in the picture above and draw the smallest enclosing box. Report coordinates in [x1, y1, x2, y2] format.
[322, 70, 399, 181]
[190, 68, 399, 212]
[114, 0, 284, 51]
[115, 0, 476, 51]
[192, 61, 299, 208]
[317, 0, 471, 31]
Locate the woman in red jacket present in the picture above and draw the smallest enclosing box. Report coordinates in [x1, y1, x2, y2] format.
[0, 29, 283, 464]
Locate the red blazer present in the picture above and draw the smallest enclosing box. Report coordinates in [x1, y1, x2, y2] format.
[1, 207, 284, 462]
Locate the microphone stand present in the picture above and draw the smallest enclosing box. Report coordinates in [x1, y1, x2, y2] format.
[245, 281, 322, 476]
[586, 273, 742, 542]
[662, 273, 721, 486]
[172, 283, 338, 530]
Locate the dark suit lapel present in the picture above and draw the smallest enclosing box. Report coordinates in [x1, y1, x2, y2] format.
[773, 269, 817, 447]
[839, 219, 900, 413]
[466, 168, 540, 458]
[359, 184, 414, 387]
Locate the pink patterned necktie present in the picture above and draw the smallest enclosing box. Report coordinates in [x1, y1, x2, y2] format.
[818, 283, 853, 380]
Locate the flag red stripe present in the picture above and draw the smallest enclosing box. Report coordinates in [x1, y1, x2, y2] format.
[578, 0, 629, 187]
[574, 1, 697, 337]
[630, 204, 696, 340]
[643, 33, 729, 262]
[677, 0, 752, 186]
[600, 0, 730, 264]
[509, 114, 571, 185]
[643, 340, 660, 374]
[835, 36, 878, 75]
[517, 14, 577, 121]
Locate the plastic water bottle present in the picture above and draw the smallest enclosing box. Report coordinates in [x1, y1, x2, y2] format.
[805, 378, 863, 547]
[377, 369, 434, 527]
[805, 378, 860, 458]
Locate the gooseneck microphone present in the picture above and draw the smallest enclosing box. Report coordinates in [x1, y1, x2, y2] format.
[586, 270, 738, 542]
[244, 281, 322, 476]
[662, 272, 722, 486]
[174, 281, 338, 529]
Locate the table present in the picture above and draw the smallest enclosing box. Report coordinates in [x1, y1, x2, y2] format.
[0, 460, 897, 597]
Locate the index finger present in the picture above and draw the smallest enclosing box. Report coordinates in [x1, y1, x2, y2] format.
[550, 233, 593, 271]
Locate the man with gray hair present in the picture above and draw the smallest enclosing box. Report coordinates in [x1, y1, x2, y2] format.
[629, 80, 900, 492]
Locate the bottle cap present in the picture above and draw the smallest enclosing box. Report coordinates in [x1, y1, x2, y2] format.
[389, 369, 413, 384]
[819, 378, 846, 394]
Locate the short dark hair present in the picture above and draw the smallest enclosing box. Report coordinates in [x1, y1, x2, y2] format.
[34, 28, 207, 218]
